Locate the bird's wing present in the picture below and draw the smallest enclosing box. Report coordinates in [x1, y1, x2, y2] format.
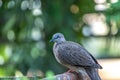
[57, 41, 100, 68]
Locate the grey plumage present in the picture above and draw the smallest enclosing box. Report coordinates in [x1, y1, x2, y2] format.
[50, 33, 102, 80]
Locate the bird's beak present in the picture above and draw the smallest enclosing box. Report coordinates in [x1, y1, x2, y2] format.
[49, 38, 54, 42]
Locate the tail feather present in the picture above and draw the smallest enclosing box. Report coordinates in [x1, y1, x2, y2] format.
[85, 68, 101, 80]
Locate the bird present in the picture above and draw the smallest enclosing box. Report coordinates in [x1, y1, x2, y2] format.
[50, 33, 102, 80]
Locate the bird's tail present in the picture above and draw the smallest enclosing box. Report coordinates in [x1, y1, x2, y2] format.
[85, 68, 101, 80]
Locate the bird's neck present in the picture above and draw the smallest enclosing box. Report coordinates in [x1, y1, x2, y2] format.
[54, 39, 66, 48]
[54, 41, 63, 49]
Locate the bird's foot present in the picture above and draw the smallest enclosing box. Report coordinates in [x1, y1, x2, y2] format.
[63, 70, 75, 74]
[66, 69, 75, 73]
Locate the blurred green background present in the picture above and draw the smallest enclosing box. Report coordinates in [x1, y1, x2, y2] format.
[0, 0, 120, 78]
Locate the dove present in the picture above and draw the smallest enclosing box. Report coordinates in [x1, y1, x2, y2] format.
[50, 33, 102, 80]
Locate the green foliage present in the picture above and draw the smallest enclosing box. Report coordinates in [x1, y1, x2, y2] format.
[0, 0, 120, 77]
[45, 70, 54, 78]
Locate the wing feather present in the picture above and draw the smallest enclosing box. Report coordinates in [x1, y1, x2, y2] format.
[57, 41, 100, 68]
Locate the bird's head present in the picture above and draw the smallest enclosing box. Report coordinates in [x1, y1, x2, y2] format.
[50, 33, 66, 43]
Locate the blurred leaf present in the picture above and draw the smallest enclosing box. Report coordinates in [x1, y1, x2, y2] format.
[2, 15, 16, 34]
[45, 70, 54, 78]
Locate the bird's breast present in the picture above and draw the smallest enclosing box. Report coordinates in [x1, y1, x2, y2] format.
[53, 43, 62, 64]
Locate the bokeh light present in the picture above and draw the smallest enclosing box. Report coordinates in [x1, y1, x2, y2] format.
[21, 1, 29, 10]
[70, 4, 79, 14]
[7, 30, 15, 41]
[0, 56, 4, 65]
[83, 13, 109, 36]
[31, 28, 41, 41]
[7, 0, 15, 9]
[110, 0, 118, 3]
[5, 45, 12, 58]
[34, 18, 44, 29]
[0, 0, 2, 8]
[32, 8, 42, 16]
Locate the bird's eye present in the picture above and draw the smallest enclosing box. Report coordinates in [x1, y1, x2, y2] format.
[55, 35, 60, 39]
[57, 35, 60, 38]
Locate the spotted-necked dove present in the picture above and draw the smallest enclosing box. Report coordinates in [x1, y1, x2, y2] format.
[50, 33, 102, 80]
